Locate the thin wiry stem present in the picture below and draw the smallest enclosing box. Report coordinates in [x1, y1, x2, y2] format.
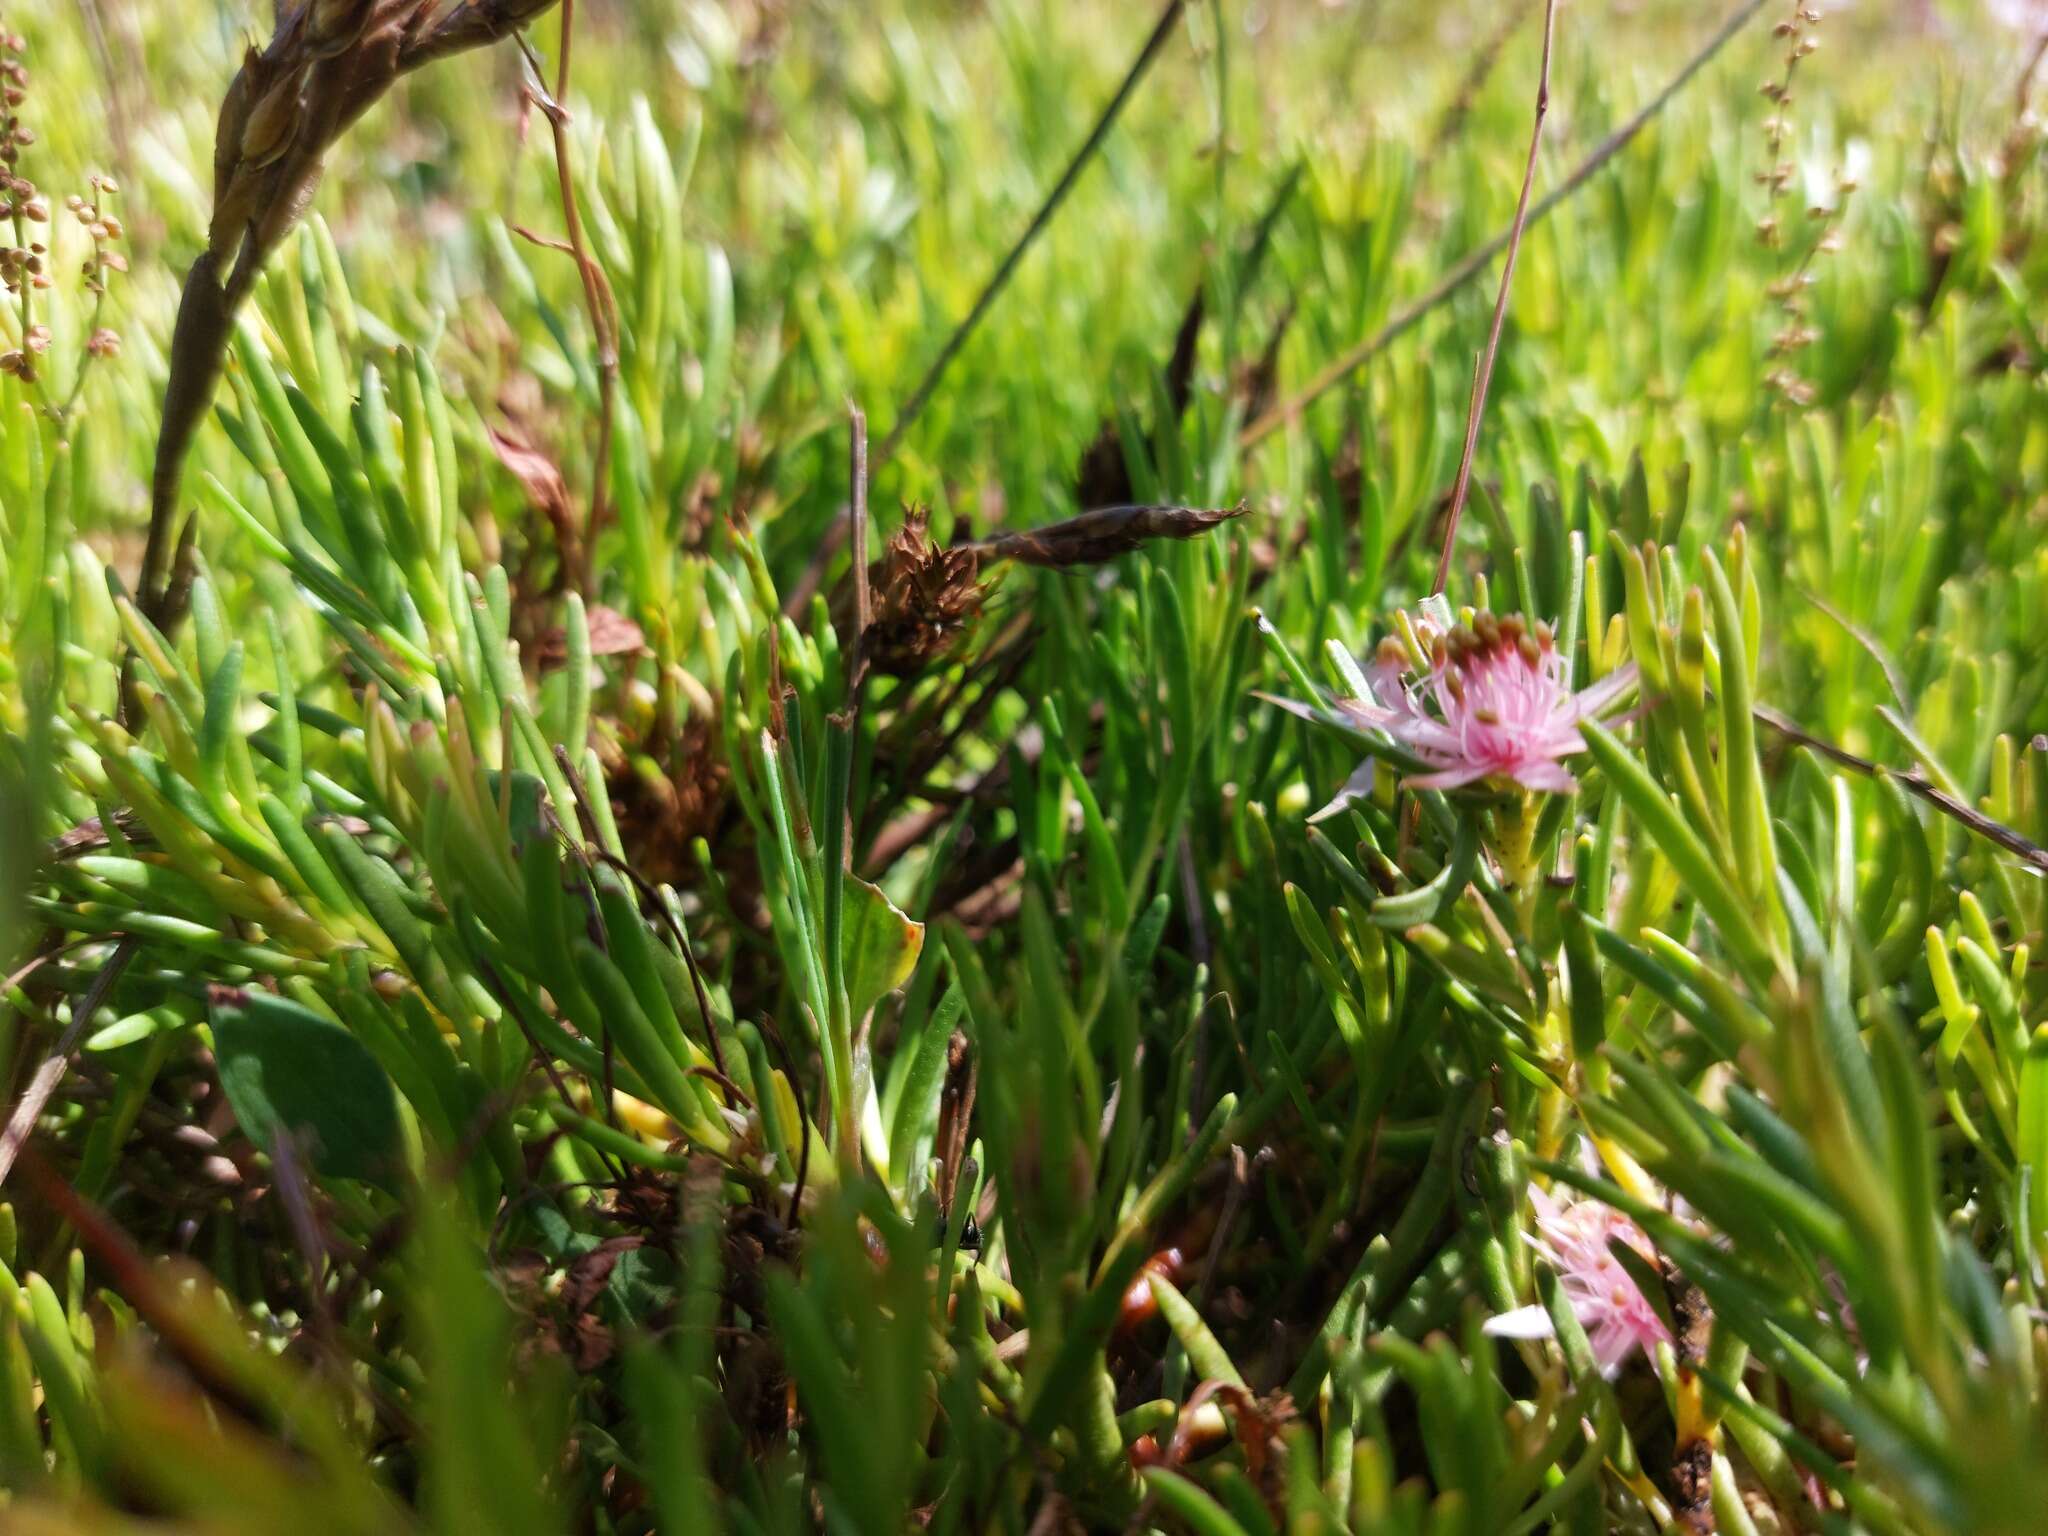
[874, 0, 1186, 468]
[1433, 0, 1557, 597]
[516, 2, 616, 597]
[783, 0, 1187, 617]
[1755, 704, 2048, 877]
[0, 936, 139, 1188]
[1240, 0, 1772, 451]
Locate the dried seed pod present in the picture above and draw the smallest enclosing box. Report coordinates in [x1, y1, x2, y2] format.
[859, 507, 988, 677]
[212, 47, 261, 200]
[308, 0, 372, 58]
[238, 68, 306, 170]
[965, 500, 1247, 568]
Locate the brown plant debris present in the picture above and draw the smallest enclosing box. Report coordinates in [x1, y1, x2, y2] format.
[600, 712, 733, 890]
[534, 603, 647, 672]
[488, 423, 581, 577]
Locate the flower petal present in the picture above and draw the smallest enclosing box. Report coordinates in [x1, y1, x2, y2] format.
[1482, 1305, 1556, 1341]
[1571, 661, 1639, 718]
[1309, 759, 1378, 824]
[1406, 762, 1498, 791]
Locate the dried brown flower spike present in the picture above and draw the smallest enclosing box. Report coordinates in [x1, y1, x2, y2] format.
[860, 508, 989, 679]
[132, 0, 564, 664]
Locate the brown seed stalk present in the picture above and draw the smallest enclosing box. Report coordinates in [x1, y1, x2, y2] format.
[1432, 0, 1557, 598]
[129, 0, 565, 713]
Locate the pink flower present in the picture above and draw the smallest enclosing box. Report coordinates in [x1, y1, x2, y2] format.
[1484, 1185, 1672, 1375]
[1336, 611, 1635, 794]
[1988, 0, 2048, 34]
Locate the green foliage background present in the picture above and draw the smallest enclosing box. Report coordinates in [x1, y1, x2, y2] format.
[4, 0, 2048, 1532]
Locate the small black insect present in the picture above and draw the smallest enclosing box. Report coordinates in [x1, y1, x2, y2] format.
[931, 1207, 982, 1254]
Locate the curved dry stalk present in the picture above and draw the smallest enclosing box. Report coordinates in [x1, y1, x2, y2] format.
[131, 0, 564, 682]
[513, 0, 616, 598]
[1433, 0, 1556, 597]
[1239, 0, 1772, 452]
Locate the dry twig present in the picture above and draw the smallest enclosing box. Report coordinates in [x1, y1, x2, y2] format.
[1433, 0, 1557, 596]
[513, 1, 617, 595]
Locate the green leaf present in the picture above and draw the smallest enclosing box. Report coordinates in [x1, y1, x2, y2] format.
[207, 986, 402, 1187]
[1141, 1469, 1256, 1536]
[842, 874, 925, 1023]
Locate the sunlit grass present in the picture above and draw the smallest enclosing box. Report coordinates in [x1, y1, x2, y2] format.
[3, 1, 2048, 1531]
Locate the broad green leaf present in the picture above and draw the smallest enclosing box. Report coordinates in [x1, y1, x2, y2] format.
[842, 875, 924, 1023]
[208, 987, 402, 1187]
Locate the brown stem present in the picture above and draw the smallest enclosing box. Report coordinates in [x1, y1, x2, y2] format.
[1433, 0, 1556, 597]
[518, 3, 617, 597]
[128, 0, 566, 708]
[1753, 704, 2048, 877]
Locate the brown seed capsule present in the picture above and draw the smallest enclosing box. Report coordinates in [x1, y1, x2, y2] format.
[1115, 1247, 1188, 1336]
[239, 70, 305, 170]
[309, 0, 371, 56]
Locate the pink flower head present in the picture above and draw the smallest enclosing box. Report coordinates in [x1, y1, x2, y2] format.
[1484, 1185, 1672, 1376]
[1337, 610, 1635, 794]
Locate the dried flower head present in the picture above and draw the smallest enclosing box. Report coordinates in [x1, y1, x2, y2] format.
[1484, 1185, 1673, 1375]
[1333, 610, 1636, 794]
[860, 507, 988, 678]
